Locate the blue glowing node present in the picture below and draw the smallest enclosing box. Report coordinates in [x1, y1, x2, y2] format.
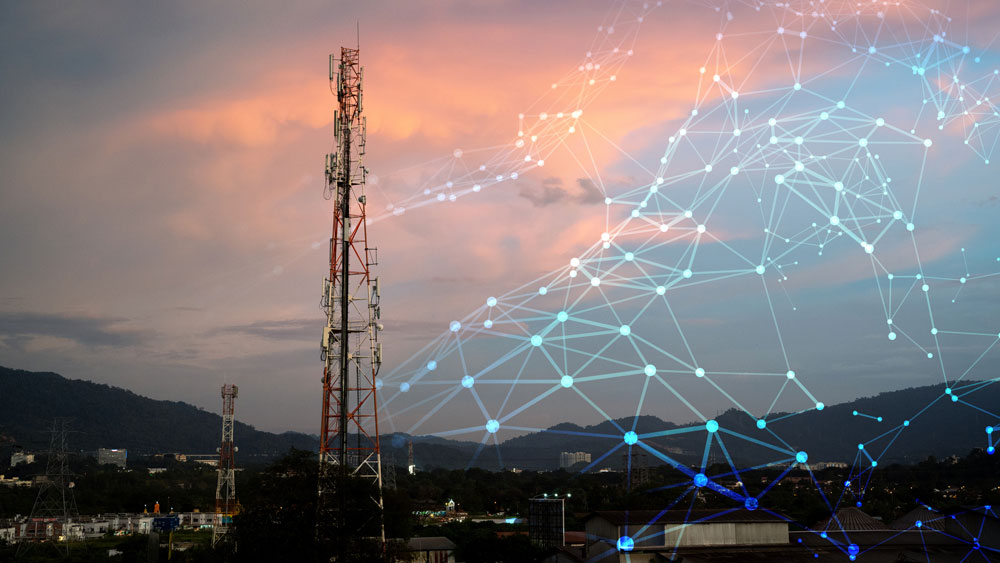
[483, 319, 493, 329]
[531, 334, 543, 347]
[427, 360, 438, 371]
[486, 419, 500, 433]
[617, 536, 634, 552]
[695, 368, 705, 377]
[461, 375, 474, 388]
[450, 321, 461, 332]
[916, 520, 923, 528]
[619, 325, 631, 336]
[644, 364, 656, 377]
[560, 375, 573, 388]
[888, 332, 897, 341]
[623, 431, 638, 445]
[988, 426, 995, 434]
[816, 402, 825, 410]
[796, 451, 808, 464]
[706, 420, 719, 433]
[745, 497, 759, 511]
[848, 544, 860, 556]
[756, 265, 765, 274]
[904, 420, 910, 427]
[486, 296, 497, 307]
[756, 419, 767, 429]
[694, 473, 708, 487]
[375, 379, 384, 390]
[988, 447, 996, 455]
[557, 311, 568, 322]
[786, 370, 795, 380]
[683, 269, 693, 278]
[400, 382, 411, 392]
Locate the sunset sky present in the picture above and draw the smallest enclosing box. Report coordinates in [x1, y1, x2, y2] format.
[2, 0, 1000, 435]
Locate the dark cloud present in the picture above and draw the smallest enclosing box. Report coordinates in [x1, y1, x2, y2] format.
[211, 318, 320, 342]
[517, 177, 605, 207]
[0, 311, 150, 348]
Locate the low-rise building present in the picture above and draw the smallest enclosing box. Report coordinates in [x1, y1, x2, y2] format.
[97, 448, 128, 468]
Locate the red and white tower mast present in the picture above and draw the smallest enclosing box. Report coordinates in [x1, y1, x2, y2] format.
[213, 383, 238, 547]
[318, 45, 385, 548]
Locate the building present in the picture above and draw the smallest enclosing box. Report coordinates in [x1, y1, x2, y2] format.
[10, 451, 34, 467]
[559, 451, 591, 469]
[97, 448, 127, 468]
[584, 509, 789, 562]
[406, 536, 457, 562]
[529, 496, 565, 547]
[621, 452, 649, 488]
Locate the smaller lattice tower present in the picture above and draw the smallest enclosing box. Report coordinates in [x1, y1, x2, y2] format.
[213, 384, 239, 547]
[17, 418, 79, 558]
[407, 440, 415, 475]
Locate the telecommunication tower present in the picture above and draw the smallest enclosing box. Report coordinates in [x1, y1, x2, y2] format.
[17, 418, 79, 558]
[318, 45, 385, 548]
[213, 384, 238, 547]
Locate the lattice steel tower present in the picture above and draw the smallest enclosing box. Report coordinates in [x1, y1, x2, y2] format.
[17, 418, 79, 558]
[213, 384, 238, 547]
[318, 45, 385, 548]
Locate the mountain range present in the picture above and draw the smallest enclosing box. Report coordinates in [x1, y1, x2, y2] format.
[1, 366, 995, 470]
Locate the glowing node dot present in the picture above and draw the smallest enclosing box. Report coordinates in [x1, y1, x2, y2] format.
[796, 451, 808, 464]
[704, 164, 713, 173]
[830, 216, 840, 226]
[987, 426, 994, 434]
[906, 223, 915, 231]
[560, 375, 573, 388]
[834, 181, 844, 191]
[683, 269, 693, 278]
[461, 376, 474, 388]
[795, 136, 804, 145]
[697, 224, 706, 233]
[450, 321, 461, 332]
[888, 332, 897, 341]
[484, 320, 493, 329]
[695, 368, 705, 377]
[539, 287, 548, 295]
[931, 328, 938, 335]
[745, 497, 759, 510]
[922, 284, 929, 292]
[821, 112, 829, 120]
[656, 286, 666, 295]
[876, 117, 885, 126]
[486, 420, 499, 433]
[557, 311, 568, 322]
[893, 210, 902, 219]
[531, 335, 543, 347]
[625, 252, 635, 261]
[903, 420, 910, 427]
[617, 536, 634, 552]
[924, 139, 933, 147]
[706, 420, 719, 433]
[816, 402, 825, 410]
[786, 370, 796, 379]
[694, 473, 708, 487]
[731, 166, 739, 175]
[427, 360, 437, 371]
[756, 419, 767, 429]
[570, 257, 581, 267]
[872, 460, 878, 467]
[619, 325, 631, 336]
[487, 296, 497, 307]
[775, 174, 785, 184]
[756, 265, 765, 275]
[400, 382, 410, 392]
[623, 431, 638, 445]
[793, 82, 802, 91]
[859, 138, 868, 148]
[591, 277, 601, 287]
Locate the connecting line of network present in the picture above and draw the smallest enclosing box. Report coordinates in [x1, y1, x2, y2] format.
[376, 1, 1000, 561]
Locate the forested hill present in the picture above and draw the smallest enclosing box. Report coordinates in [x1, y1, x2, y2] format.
[0, 366, 316, 458]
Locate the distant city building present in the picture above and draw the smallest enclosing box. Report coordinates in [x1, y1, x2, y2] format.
[559, 451, 591, 469]
[97, 448, 127, 468]
[10, 451, 34, 467]
[621, 451, 649, 488]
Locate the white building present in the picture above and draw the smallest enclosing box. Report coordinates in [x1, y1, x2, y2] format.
[559, 451, 591, 469]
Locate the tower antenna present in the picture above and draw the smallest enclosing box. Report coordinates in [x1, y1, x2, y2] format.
[213, 384, 239, 547]
[318, 44, 385, 556]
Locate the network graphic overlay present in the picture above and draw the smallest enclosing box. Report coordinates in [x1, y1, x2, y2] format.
[346, 1, 1000, 561]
